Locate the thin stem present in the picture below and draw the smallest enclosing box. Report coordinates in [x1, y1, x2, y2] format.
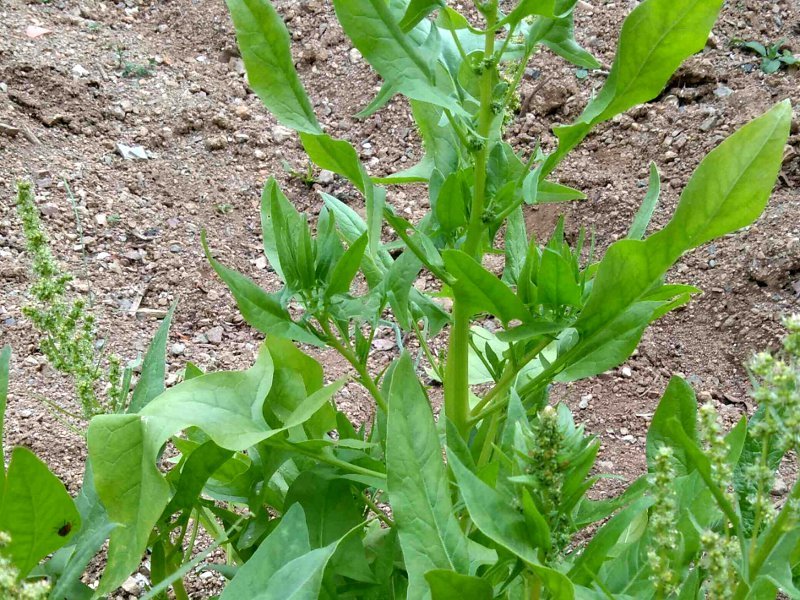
[412, 318, 443, 381]
[182, 513, 201, 564]
[445, 10, 470, 64]
[320, 317, 387, 412]
[362, 491, 396, 528]
[476, 412, 500, 467]
[277, 439, 387, 481]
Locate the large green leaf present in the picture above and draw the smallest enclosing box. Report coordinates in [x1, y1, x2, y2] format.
[220, 503, 311, 599]
[87, 416, 170, 594]
[226, 0, 321, 134]
[646, 376, 697, 473]
[0, 448, 81, 578]
[89, 346, 334, 594]
[442, 249, 530, 324]
[544, 0, 724, 174]
[387, 354, 469, 598]
[284, 470, 373, 582]
[332, 0, 461, 114]
[128, 303, 175, 413]
[300, 133, 385, 256]
[447, 451, 575, 598]
[49, 461, 116, 600]
[203, 233, 322, 346]
[447, 449, 538, 564]
[556, 101, 791, 383]
[425, 570, 493, 599]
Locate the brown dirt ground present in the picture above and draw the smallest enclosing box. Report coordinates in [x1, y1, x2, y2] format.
[1, 0, 798, 596]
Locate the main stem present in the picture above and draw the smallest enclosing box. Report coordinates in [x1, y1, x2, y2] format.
[444, 5, 497, 437]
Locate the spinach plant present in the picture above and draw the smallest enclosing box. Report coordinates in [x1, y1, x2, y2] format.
[10, 0, 792, 597]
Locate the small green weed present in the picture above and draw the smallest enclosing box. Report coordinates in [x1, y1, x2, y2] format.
[738, 39, 798, 73]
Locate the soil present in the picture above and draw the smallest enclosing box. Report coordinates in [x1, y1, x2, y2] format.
[0, 0, 798, 597]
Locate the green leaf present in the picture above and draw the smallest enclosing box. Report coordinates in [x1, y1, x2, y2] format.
[536, 180, 586, 203]
[425, 570, 493, 599]
[742, 41, 767, 56]
[255, 544, 339, 599]
[442, 249, 530, 324]
[0, 448, 81, 578]
[538, 247, 582, 308]
[87, 416, 170, 594]
[301, 134, 367, 193]
[545, 0, 724, 174]
[203, 233, 322, 346]
[260, 178, 290, 281]
[503, 206, 528, 284]
[664, 418, 741, 528]
[660, 100, 791, 249]
[627, 162, 660, 240]
[88, 347, 274, 593]
[300, 133, 385, 256]
[128, 302, 175, 413]
[557, 101, 791, 382]
[435, 169, 470, 233]
[447, 451, 575, 597]
[569, 496, 653, 585]
[226, 0, 320, 134]
[163, 441, 234, 518]
[49, 461, 115, 600]
[532, 14, 601, 69]
[332, 0, 462, 114]
[387, 354, 469, 598]
[220, 503, 310, 598]
[270, 191, 315, 291]
[400, 0, 445, 32]
[285, 471, 373, 582]
[446, 449, 538, 564]
[326, 233, 368, 297]
[355, 81, 398, 119]
[646, 376, 697, 473]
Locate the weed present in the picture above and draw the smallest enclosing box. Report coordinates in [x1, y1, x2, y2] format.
[737, 38, 798, 73]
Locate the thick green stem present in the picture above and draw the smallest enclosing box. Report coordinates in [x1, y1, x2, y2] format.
[463, 5, 497, 258]
[445, 4, 498, 439]
[320, 317, 387, 412]
[444, 301, 473, 436]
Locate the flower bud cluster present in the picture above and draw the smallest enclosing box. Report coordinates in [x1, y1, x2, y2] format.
[647, 446, 680, 596]
[699, 529, 740, 599]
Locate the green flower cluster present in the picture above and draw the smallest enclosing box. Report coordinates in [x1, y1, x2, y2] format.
[647, 445, 679, 597]
[699, 529, 739, 600]
[15, 182, 117, 417]
[524, 405, 569, 552]
[0, 533, 50, 600]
